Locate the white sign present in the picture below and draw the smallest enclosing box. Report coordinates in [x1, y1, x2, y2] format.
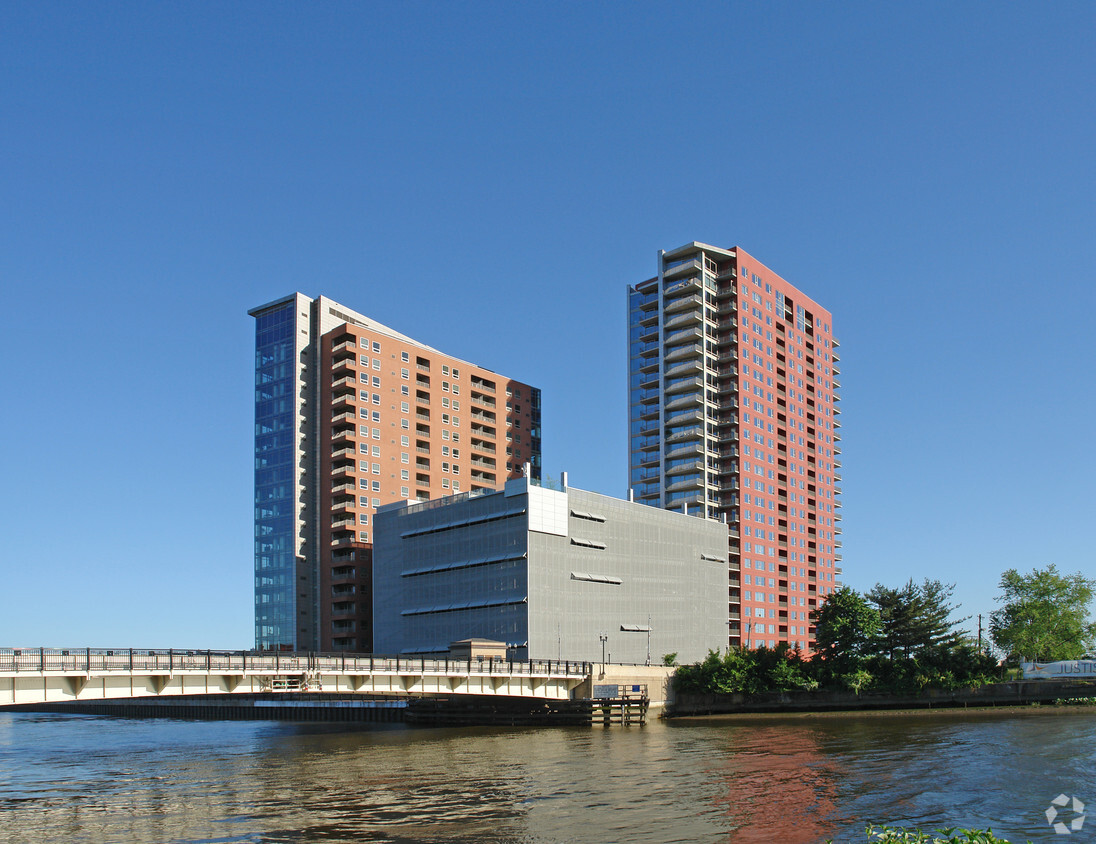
[1022, 660, 1096, 680]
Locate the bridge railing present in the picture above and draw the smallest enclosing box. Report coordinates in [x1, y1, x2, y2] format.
[0, 648, 591, 677]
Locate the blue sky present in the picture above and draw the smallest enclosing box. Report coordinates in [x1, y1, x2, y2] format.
[2, 2, 1093, 649]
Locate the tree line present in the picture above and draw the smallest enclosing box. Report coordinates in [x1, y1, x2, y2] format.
[675, 565, 1095, 696]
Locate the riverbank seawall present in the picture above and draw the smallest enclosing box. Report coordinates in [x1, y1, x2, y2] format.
[666, 679, 1096, 717]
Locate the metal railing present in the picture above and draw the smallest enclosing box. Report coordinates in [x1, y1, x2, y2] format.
[0, 648, 592, 677]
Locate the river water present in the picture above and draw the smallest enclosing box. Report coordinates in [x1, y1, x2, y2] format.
[0, 708, 1093, 843]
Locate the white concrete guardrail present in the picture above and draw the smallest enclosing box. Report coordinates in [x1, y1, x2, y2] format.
[0, 648, 592, 707]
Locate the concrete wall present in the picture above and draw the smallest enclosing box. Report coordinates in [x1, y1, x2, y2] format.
[527, 487, 728, 665]
[375, 480, 730, 663]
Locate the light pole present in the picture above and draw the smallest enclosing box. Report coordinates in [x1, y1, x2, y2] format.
[599, 632, 607, 678]
[646, 614, 651, 666]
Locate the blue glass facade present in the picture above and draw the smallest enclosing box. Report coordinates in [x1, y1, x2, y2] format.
[628, 286, 662, 506]
[253, 301, 300, 650]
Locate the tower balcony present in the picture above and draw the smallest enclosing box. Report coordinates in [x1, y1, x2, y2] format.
[662, 259, 703, 281]
[666, 488, 705, 507]
[664, 441, 703, 461]
[665, 458, 704, 478]
[664, 392, 702, 413]
[664, 374, 702, 395]
[665, 327, 703, 348]
[332, 345, 357, 365]
[665, 425, 704, 445]
[663, 292, 702, 315]
[664, 308, 702, 330]
[665, 409, 704, 429]
[664, 359, 703, 379]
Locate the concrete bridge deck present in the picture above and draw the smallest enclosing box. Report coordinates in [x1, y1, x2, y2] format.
[0, 648, 592, 708]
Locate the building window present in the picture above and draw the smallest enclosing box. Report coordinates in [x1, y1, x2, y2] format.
[401, 402, 409, 413]
[372, 359, 381, 370]
[359, 532, 368, 542]
[401, 435, 409, 446]
[401, 453, 409, 463]
[372, 445, 380, 457]
[442, 365, 450, 376]
[372, 463, 380, 474]
[401, 368, 409, 379]
[359, 496, 368, 506]
[442, 479, 450, 489]
[371, 480, 380, 492]
[453, 480, 460, 491]
[452, 384, 459, 395]
[452, 368, 459, 379]
[373, 375, 381, 387]
[358, 514, 368, 524]
[372, 428, 381, 439]
[401, 469, 409, 480]
[401, 486, 409, 497]
[372, 342, 381, 353]
[401, 351, 409, 362]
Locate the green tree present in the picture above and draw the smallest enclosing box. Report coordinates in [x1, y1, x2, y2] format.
[811, 586, 881, 678]
[990, 565, 1096, 662]
[867, 579, 965, 662]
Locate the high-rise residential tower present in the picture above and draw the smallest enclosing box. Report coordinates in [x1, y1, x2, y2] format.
[627, 243, 842, 652]
[250, 294, 542, 652]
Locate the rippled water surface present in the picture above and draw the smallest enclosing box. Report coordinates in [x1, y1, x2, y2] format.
[1, 709, 1093, 843]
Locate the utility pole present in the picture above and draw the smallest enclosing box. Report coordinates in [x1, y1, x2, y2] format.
[977, 614, 983, 650]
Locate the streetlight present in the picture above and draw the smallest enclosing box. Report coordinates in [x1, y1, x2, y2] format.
[599, 632, 608, 678]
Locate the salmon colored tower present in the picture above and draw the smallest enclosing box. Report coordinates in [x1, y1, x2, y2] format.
[250, 294, 541, 652]
[627, 244, 842, 652]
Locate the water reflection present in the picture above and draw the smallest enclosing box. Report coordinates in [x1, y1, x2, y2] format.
[0, 710, 1093, 843]
[703, 722, 840, 843]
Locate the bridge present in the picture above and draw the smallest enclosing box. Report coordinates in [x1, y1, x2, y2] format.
[0, 648, 592, 708]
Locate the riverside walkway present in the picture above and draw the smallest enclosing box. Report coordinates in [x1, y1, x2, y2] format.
[0, 647, 591, 708]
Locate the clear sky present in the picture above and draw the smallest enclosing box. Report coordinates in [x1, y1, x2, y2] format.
[2, 2, 1093, 649]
